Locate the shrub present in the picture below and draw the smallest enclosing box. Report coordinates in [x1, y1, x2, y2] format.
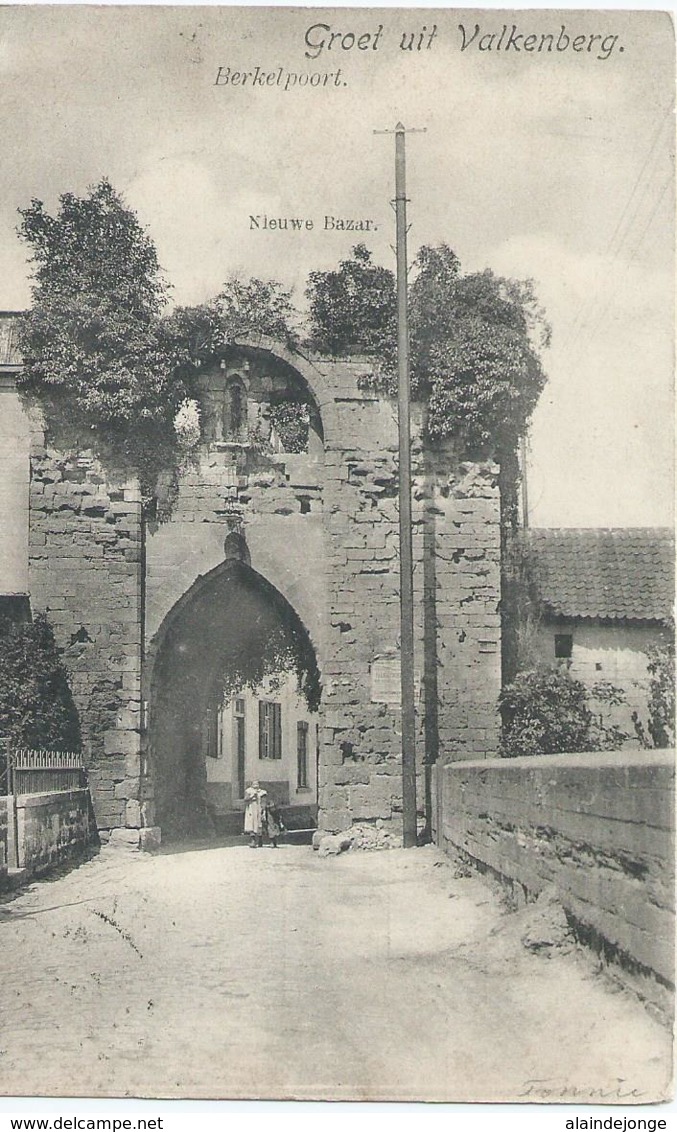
[646, 632, 675, 748]
[0, 614, 80, 750]
[499, 666, 595, 757]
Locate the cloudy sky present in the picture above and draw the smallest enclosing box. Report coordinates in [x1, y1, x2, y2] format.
[0, 5, 673, 527]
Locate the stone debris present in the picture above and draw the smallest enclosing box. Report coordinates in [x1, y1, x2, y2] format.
[313, 821, 401, 855]
[519, 891, 574, 956]
[346, 822, 401, 851]
[315, 832, 352, 857]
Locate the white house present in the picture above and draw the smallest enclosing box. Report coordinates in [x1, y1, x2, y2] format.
[528, 528, 674, 742]
[203, 671, 318, 830]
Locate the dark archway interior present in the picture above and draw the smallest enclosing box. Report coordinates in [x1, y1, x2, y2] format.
[149, 561, 320, 838]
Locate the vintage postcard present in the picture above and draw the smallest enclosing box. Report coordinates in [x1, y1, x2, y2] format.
[0, 5, 673, 1106]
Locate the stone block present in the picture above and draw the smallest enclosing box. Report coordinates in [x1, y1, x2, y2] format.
[124, 752, 143, 777]
[108, 827, 141, 847]
[317, 832, 353, 857]
[114, 778, 140, 801]
[349, 784, 393, 821]
[125, 799, 142, 827]
[333, 765, 371, 786]
[319, 809, 353, 833]
[103, 729, 141, 756]
[139, 826, 162, 853]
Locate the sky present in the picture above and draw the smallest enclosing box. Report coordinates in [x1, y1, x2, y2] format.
[0, 5, 673, 528]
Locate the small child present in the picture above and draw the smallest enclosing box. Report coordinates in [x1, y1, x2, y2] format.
[264, 800, 284, 848]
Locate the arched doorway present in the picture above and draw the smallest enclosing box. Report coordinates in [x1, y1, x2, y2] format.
[148, 559, 321, 839]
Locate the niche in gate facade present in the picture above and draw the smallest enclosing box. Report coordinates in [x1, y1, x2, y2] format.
[200, 351, 323, 456]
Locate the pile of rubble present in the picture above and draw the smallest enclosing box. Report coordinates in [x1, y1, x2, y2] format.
[312, 821, 400, 856]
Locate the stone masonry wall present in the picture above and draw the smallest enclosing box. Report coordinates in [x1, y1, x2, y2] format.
[430, 459, 502, 759]
[320, 394, 406, 831]
[16, 787, 97, 872]
[0, 799, 8, 879]
[433, 750, 675, 987]
[19, 338, 503, 839]
[145, 446, 326, 658]
[27, 424, 144, 831]
[318, 376, 501, 832]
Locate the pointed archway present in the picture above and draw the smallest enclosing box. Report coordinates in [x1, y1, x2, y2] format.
[148, 559, 321, 838]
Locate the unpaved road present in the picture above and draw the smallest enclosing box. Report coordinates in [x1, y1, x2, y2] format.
[0, 842, 671, 1102]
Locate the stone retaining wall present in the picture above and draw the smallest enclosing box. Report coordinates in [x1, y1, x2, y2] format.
[433, 750, 675, 986]
[0, 788, 97, 881]
[0, 800, 8, 879]
[15, 788, 97, 872]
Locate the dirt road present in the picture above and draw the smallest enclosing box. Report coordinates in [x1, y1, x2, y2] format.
[0, 842, 671, 1101]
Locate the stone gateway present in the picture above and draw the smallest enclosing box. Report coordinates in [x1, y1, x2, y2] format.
[1, 327, 502, 844]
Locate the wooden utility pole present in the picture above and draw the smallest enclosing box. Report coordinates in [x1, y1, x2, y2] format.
[520, 433, 529, 528]
[375, 122, 425, 848]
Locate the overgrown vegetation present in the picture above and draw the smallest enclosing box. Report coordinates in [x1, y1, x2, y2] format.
[18, 184, 547, 529]
[306, 243, 397, 359]
[645, 628, 675, 748]
[0, 615, 80, 750]
[306, 244, 548, 684]
[160, 275, 300, 375]
[17, 182, 306, 501]
[306, 243, 549, 457]
[17, 181, 183, 499]
[499, 666, 629, 758]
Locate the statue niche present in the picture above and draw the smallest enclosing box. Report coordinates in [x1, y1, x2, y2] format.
[202, 361, 251, 445]
[223, 377, 248, 443]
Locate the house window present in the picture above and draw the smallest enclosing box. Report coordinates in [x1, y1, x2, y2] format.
[259, 701, 282, 760]
[297, 720, 309, 789]
[554, 633, 573, 660]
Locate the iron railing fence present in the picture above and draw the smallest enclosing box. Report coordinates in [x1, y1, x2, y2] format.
[0, 746, 86, 795]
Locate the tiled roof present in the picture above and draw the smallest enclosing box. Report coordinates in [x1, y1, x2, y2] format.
[527, 528, 675, 623]
[0, 314, 22, 367]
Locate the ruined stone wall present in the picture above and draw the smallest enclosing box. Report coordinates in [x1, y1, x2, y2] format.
[0, 379, 30, 593]
[17, 338, 503, 840]
[433, 750, 675, 988]
[318, 373, 501, 832]
[320, 393, 406, 830]
[27, 426, 144, 831]
[145, 446, 326, 660]
[430, 460, 502, 760]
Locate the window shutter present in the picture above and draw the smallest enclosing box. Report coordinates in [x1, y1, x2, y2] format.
[259, 701, 267, 759]
[273, 703, 282, 759]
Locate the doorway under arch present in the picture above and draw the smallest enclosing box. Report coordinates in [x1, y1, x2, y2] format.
[148, 559, 321, 839]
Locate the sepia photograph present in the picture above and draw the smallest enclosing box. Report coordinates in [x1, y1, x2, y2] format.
[0, 4, 673, 1106]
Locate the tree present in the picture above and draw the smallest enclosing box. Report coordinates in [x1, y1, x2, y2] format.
[160, 275, 300, 374]
[409, 246, 549, 685]
[17, 180, 182, 493]
[305, 243, 549, 452]
[409, 245, 549, 455]
[306, 243, 549, 687]
[306, 244, 397, 359]
[215, 275, 300, 347]
[0, 615, 81, 750]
